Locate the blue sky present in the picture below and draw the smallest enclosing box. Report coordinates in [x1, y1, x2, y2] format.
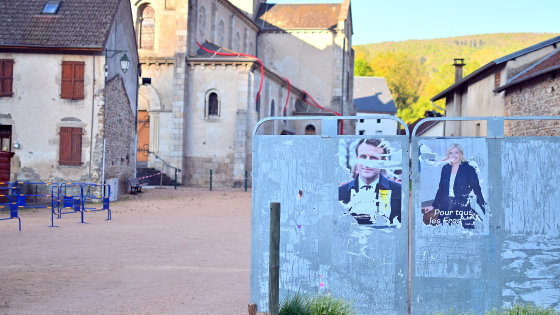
[269, 0, 560, 45]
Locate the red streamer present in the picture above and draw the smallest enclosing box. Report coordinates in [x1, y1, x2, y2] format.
[196, 41, 264, 104]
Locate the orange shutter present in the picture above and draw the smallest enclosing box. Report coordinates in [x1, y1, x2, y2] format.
[1, 60, 14, 97]
[59, 127, 72, 165]
[61, 62, 73, 99]
[73, 62, 85, 99]
[70, 128, 82, 165]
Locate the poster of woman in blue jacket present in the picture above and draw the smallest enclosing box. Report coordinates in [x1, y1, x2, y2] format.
[419, 139, 488, 231]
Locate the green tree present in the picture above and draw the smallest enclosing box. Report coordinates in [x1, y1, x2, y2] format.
[369, 51, 426, 111]
[354, 57, 373, 76]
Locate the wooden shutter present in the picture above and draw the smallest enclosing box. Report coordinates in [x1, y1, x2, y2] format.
[73, 62, 85, 99]
[0, 60, 14, 97]
[61, 62, 73, 99]
[59, 127, 72, 165]
[59, 127, 82, 166]
[70, 128, 82, 165]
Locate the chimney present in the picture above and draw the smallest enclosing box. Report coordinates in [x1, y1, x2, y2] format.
[453, 58, 466, 83]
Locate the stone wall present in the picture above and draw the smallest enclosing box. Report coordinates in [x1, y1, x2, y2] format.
[504, 70, 560, 136]
[103, 75, 136, 195]
[184, 155, 238, 187]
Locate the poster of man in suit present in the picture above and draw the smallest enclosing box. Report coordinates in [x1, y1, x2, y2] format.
[338, 138, 403, 229]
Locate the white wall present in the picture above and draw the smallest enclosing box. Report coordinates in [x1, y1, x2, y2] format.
[355, 113, 397, 135]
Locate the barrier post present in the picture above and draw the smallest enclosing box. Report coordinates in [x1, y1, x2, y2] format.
[210, 169, 212, 191]
[245, 170, 248, 192]
[175, 169, 177, 190]
[269, 202, 280, 315]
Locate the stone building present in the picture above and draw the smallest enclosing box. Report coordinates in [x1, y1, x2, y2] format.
[131, 0, 354, 187]
[430, 36, 560, 137]
[0, 0, 139, 196]
[495, 47, 560, 136]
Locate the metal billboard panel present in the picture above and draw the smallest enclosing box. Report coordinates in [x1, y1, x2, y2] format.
[411, 117, 560, 314]
[251, 117, 409, 314]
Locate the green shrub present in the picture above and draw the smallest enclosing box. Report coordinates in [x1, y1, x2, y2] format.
[279, 293, 310, 315]
[307, 294, 357, 315]
[488, 303, 559, 315]
[278, 293, 357, 315]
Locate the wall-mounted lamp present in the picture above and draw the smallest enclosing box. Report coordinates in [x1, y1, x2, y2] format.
[13, 141, 20, 149]
[105, 49, 131, 77]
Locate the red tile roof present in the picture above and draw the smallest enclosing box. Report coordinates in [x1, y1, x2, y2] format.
[256, 3, 342, 30]
[495, 48, 560, 92]
[0, 0, 120, 49]
[515, 49, 560, 81]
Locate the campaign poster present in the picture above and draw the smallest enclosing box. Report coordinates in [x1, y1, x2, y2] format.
[418, 138, 489, 232]
[338, 138, 403, 229]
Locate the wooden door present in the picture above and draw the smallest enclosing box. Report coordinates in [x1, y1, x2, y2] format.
[137, 111, 150, 162]
[0, 125, 12, 182]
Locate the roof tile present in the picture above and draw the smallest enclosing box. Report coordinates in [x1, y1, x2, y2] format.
[256, 3, 341, 30]
[0, 0, 120, 48]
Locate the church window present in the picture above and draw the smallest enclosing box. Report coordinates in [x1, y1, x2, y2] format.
[218, 20, 225, 47]
[270, 100, 275, 117]
[249, 41, 254, 55]
[138, 5, 155, 49]
[256, 98, 260, 113]
[205, 90, 220, 118]
[305, 124, 316, 135]
[199, 6, 206, 36]
[233, 31, 240, 52]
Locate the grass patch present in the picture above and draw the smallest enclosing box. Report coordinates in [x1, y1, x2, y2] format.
[433, 303, 559, 315]
[279, 293, 356, 315]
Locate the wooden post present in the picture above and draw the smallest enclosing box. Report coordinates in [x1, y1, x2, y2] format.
[248, 303, 257, 315]
[269, 202, 280, 315]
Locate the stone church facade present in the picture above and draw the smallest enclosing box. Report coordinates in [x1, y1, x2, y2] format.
[132, 0, 354, 187]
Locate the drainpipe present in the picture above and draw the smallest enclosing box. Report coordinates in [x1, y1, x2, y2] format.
[89, 52, 96, 180]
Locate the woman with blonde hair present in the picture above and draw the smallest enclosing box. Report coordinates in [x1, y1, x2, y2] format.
[422, 144, 486, 229]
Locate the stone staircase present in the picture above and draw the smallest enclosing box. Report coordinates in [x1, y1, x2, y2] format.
[136, 167, 179, 186]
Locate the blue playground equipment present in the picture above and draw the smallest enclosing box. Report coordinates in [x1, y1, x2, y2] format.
[0, 181, 111, 230]
[0, 193, 21, 231]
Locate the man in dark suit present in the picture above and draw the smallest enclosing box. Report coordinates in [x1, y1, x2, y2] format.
[339, 139, 402, 227]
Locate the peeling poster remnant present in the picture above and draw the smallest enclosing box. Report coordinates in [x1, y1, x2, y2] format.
[338, 138, 403, 229]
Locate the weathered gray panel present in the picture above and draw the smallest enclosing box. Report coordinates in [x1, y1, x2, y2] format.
[251, 134, 409, 314]
[412, 119, 560, 313]
[501, 138, 560, 309]
[412, 137, 500, 314]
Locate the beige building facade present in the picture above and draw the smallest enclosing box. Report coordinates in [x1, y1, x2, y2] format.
[0, 0, 139, 196]
[131, 0, 354, 187]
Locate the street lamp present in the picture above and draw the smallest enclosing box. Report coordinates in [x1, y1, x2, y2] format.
[105, 49, 130, 77]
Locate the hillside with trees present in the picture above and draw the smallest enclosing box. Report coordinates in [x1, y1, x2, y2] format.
[353, 33, 559, 123]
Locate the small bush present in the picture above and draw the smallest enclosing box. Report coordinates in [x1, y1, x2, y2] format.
[488, 303, 559, 315]
[307, 294, 357, 315]
[279, 293, 356, 315]
[279, 293, 310, 315]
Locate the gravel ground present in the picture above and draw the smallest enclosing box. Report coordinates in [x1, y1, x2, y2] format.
[0, 187, 251, 315]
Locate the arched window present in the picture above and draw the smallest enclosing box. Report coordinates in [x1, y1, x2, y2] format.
[233, 31, 240, 52]
[270, 100, 275, 117]
[208, 93, 218, 116]
[138, 5, 155, 49]
[305, 124, 316, 135]
[205, 90, 220, 118]
[198, 6, 206, 36]
[256, 98, 260, 113]
[249, 41, 254, 55]
[218, 20, 225, 47]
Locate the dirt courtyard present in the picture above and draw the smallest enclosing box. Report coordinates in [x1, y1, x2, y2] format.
[0, 187, 252, 315]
